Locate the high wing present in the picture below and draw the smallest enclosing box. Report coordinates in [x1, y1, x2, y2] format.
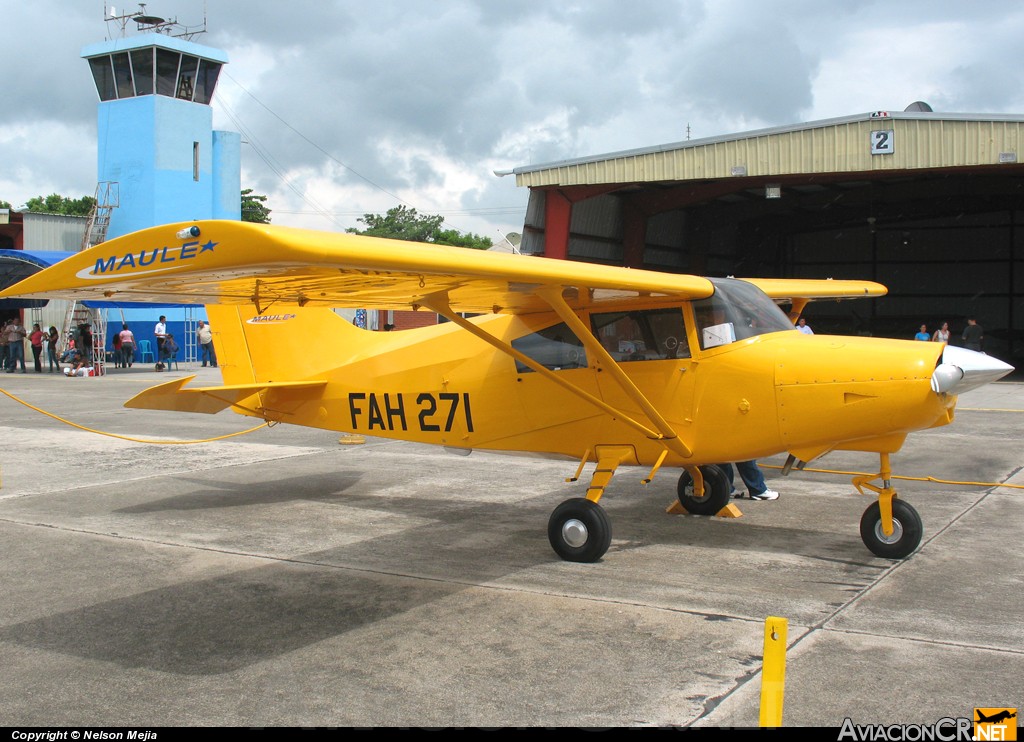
[0, 220, 885, 311]
[743, 277, 887, 301]
[0, 220, 712, 313]
[743, 277, 887, 320]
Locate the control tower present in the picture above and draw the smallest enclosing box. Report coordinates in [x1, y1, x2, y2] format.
[81, 5, 241, 239]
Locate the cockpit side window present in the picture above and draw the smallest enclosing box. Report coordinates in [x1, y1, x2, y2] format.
[693, 278, 794, 350]
[511, 321, 587, 372]
[590, 308, 690, 362]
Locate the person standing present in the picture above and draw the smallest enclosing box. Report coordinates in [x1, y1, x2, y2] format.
[962, 318, 984, 351]
[5, 317, 27, 373]
[154, 315, 168, 362]
[722, 460, 780, 500]
[796, 317, 813, 335]
[46, 326, 59, 372]
[0, 319, 9, 372]
[29, 323, 45, 372]
[196, 320, 217, 367]
[78, 323, 93, 364]
[111, 325, 123, 367]
[932, 322, 950, 344]
[119, 324, 136, 368]
[914, 324, 930, 341]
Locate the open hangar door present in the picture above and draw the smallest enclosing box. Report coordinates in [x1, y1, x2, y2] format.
[717, 169, 1024, 365]
[521, 167, 1024, 368]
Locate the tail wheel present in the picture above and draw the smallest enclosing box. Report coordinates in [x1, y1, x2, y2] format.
[548, 498, 612, 563]
[859, 499, 923, 559]
[676, 465, 731, 516]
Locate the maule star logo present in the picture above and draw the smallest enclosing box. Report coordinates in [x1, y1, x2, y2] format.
[81, 239, 220, 280]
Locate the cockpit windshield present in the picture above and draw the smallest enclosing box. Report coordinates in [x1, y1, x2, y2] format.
[692, 278, 794, 350]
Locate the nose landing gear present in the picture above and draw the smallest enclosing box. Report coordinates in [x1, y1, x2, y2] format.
[853, 453, 923, 559]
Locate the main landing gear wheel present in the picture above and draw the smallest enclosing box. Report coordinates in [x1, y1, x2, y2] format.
[548, 497, 612, 563]
[859, 499, 923, 559]
[676, 465, 731, 516]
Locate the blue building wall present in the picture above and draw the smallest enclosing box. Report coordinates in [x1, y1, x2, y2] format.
[106, 307, 206, 366]
[98, 96, 241, 238]
[213, 131, 242, 220]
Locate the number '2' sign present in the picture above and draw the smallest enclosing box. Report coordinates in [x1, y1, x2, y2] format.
[871, 129, 894, 155]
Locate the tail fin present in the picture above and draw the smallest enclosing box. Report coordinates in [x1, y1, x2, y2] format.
[206, 304, 370, 385]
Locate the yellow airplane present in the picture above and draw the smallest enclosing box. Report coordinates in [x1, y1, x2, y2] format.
[0, 220, 1013, 562]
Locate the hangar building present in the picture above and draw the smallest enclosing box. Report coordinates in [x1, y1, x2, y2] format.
[502, 104, 1024, 367]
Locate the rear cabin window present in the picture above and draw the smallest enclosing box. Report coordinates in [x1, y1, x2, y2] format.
[511, 322, 587, 373]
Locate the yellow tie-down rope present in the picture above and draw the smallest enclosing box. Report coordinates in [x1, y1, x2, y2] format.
[760, 463, 1024, 491]
[0, 386, 270, 445]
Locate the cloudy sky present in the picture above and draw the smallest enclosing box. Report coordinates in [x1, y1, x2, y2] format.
[3, 0, 1024, 242]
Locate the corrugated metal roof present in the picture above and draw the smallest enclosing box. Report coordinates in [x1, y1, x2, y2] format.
[504, 111, 1024, 188]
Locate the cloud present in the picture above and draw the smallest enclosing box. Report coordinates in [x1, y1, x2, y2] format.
[2, 0, 1023, 239]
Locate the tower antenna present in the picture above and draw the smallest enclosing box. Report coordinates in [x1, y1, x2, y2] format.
[103, 3, 208, 41]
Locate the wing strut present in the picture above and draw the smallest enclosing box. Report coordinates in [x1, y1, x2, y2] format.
[420, 293, 671, 444]
[535, 286, 692, 459]
[421, 290, 691, 459]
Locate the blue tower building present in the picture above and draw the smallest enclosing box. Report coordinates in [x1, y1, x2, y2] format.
[82, 23, 241, 240]
[71, 11, 243, 367]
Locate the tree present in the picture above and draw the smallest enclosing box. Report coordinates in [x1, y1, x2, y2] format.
[0, 200, 11, 209]
[346, 205, 492, 249]
[241, 188, 272, 223]
[24, 193, 95, 216]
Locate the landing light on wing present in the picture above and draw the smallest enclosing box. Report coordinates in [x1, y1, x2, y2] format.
[931, 345, 1014, 394]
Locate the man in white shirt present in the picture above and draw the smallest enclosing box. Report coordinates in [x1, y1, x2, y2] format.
[154, 315, 167, 362]
[796, 318, 813, 335]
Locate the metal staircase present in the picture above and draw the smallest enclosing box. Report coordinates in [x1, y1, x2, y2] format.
[80, 182, 119, 250]
[60, 182, 119, 374]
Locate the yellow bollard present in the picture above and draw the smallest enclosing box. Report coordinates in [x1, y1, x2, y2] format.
[759, 616, 788, 727]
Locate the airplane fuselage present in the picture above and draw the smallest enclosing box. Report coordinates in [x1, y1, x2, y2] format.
[210, 298, 958, 470]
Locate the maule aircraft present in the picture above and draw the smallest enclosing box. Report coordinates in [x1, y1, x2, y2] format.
[0, 221, 1013, 562]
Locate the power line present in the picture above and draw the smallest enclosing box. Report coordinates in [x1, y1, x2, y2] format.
[219, 72, 521, 236]
[223, 71, 412, 206]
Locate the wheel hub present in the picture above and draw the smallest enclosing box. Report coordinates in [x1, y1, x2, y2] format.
[561, 518, 589, 548]
[874, 518, 904, 545]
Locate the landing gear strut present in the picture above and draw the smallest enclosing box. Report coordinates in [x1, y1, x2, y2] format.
[853, 453, 923, 559]
[548, 445, 633, 562]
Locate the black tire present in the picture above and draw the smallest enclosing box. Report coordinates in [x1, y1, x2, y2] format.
[548, 498, 612, 563]
[676, 465, 731, 516]
[859, 499, 923, 559]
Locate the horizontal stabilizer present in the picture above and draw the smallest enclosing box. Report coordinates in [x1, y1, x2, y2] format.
[124, 375, 328, 414]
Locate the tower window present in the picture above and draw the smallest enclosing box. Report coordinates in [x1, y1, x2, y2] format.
[155, 48, 181, 97]
[131, 48, 154, 96]
[88, 56, 116, 101]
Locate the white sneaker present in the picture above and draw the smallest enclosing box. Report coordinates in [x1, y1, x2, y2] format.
[730, 487, 741, 498]
[749, 489, 779, 501]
